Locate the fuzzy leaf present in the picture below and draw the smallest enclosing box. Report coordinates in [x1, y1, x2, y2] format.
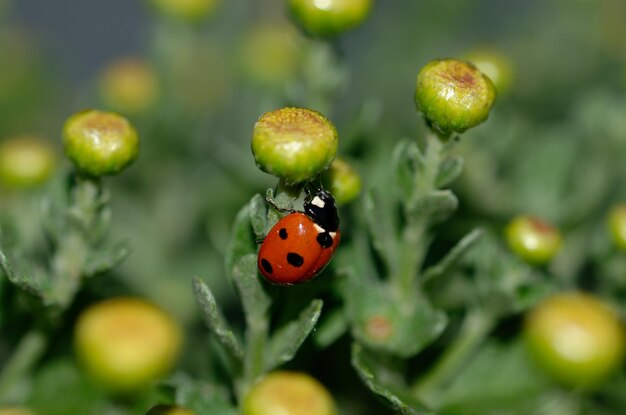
[175, 379, 238, 415]
[407, 190, 458, 223]
[364, 189, 398, 276]
[422, 229, 483, 283]
[265, 299, 323, 371]
[249, 193, 268, 239]
[393, 140, 424, 202]
[232, 254, 271, 327]
[436, 155, 464, 188]
[83, 241, 129, 276]
[351, 343, 432, 415]
[225, 202, 256, 278]
[192, 277, 244, 361]
[0, 245, 44, 298]
[314, 308, 348, 347]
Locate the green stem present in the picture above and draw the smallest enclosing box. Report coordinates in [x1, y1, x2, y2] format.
[412, 308, 494, 406]
[0, 329, 47, 403]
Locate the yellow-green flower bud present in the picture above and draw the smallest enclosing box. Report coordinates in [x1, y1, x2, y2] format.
[146, 405, 195, 415]
[74, 297, 182, 393]
[505, 215, 562, 265]
[252, 107, 338, 184]
[464, 48, 513, 94]
[243, 371, 336, 415]
[0, 135, 55, 188]
[288, 0, 372, 38]
[0, 408, 36, 415]
[607, 204, 626, 251]
[524, 292, 625, 388]
[239, 23, 303, 86]
[147, 0, 218, 22]
[321, 157, 361, 205]
[99, 58, 159, 114]
[63, 109, 139, 177]
[415, 59, 496, 136]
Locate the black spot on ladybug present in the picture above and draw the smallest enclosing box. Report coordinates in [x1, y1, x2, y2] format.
[316, 232, 333, 248]
[287, 252, 304, 267]
[261, 258, 273, 274]
[279, 228, 288, 240]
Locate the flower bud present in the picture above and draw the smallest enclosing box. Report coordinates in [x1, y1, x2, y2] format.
[252, 107, 338, 184]
[147, 0, 219, 22]
[415, 59, 496, 136]
[288, 0, 372, 38]
[0, 135, 55, 188]
[0, 408, 36, 415]
[505, 215, 562, 265]
[74, 297, 182, 393]
[146, 405, 195, 415]
[524, 292, 625, 388]
[99, 58, 159, 114]
[243, 371, 336, 415]
[607, 204, 626, 251]
[321, 157, 361, 205]
[63, 109, 139, 176]
[464, 48, 513, 94]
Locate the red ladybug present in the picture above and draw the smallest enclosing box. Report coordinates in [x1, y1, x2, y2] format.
[258, 189, 341, 285]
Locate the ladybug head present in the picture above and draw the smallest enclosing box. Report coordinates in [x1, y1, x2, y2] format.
[304, 189, 339, 232]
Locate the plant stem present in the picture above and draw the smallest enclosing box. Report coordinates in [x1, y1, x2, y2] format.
[412, 308, 494, 406]
[0, 329, 47, 403]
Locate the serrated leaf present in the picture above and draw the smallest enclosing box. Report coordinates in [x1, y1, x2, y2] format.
[83, 241, 129, 276]
[232, 254, 270, 328]
[436, 155, 464, 188]
[314, 308, 348, 347]
[364, 190, 398, 276]
[407, 190, 458, 223]
[422, 229, 483, 283]
[265, 299, 323, 371]
[249, 194, 268, 239]
[0, 245, 45, 298]
[351, 343, 432, 415]
[192, 277, 244, 361]
[225, 202, 255, 277]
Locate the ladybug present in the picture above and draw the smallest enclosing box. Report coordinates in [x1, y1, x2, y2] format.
[258, 189, 341, 285]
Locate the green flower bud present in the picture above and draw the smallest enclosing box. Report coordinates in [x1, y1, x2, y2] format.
[147, 0, 219, 22]
[99, 58, 159, 114]
[146, 405, 195, 415]
[607, 204, 626, 251]
[464, 48, 513, 94]
[288, 0, 372, 38]
[63, 109, 139, 177]
[243, 371, 336, 415]
[0, 135, 55, 188]
[415, 59, 496, 136]
[239, 23, 303, 86]
[505, 215, 562, 265]
[321, 157, 361, 205]
[74, 297, 182, 393]
[252, 107, 338, 184]
[524, 292, 625, 388]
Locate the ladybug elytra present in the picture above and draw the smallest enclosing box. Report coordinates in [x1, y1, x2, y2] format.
[258, 189, 340, 285]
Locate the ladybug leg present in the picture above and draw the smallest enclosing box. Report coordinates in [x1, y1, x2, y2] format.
[255, 237, 265, 244]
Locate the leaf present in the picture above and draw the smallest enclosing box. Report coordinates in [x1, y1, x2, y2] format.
[82, 240, 129, 276]
[314, 308, 348, 347]
[0, 244, 44, 298]
[364, 189, 398, 276]
[192, 277, 244, 361]
[392, 140, 424, 202]
[265, 299, 323, 371]
[232, 254, 271, 328]
[249, 193, 268, 239]
[351, 343, 432, 415]
[436, 155, 464, 188]
[175, 379, 238, 415]
[422, 229, 483, 283]
[225, 202, 255, 277]
[407, 190, 458, 224]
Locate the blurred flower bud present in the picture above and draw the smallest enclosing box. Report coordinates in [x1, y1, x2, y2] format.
[524, 292, 625, 388]
[0, 408, 36, 415]
[415, 59, 496, 136]
[505, 215, 562, 265]
[63, 109, 139, 176]
[0, 135, 55, 188]
[239, 23, 303, 86]
[607, 204, 626, 251]
[74, 297, 182, 393]
[252, 107, 338, 184]
[243, 371, 336, 415]
[321, 157, 361, 205]
[146, 405, 195, 415]
[464, 48, 513, 94]
[288, 0, 372, 38]
[147, 0, 218, 22]
[99, 58, 159, 114]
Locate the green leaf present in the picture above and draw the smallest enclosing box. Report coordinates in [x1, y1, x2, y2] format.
[83, 241, 129, 276]
[175, 379, 238, 415]
[422, 229, 483, 283]
[0, 244, 44, 298]
[392, 140, 424, 202]
[225, 202, 256, 278]
[407, 190, 458, 224]
[364, 189, 398, 276]
[249, 193, 268, 239]
[436, 155, 464, 188]
[314, 308, 348, 347]
[351, 343, 432, 415]
[192, 277, 244, 361]
[232, 254, 271, 328]
[265, 299, 323, 371]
